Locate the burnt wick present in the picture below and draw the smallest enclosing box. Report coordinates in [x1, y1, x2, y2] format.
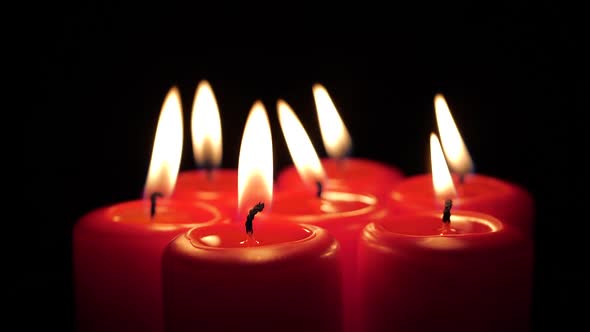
[245, 202, 265, 236]
[150, 192, 164, 218]
[442, 199, 453, 224]
[316, 181, 323, 198]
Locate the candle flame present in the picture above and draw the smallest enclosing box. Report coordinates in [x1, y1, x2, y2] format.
[238, 101, 273, 215]
[191, 80, 222, 168]
[430, 133, 456, 200]
[313, 83, 352, 159]
[277, 99, 326, 188]
[434, 93, 473, 175]
[143, 86, 184, 198]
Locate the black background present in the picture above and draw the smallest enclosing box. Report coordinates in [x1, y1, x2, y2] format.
[17, 2, 586, 331]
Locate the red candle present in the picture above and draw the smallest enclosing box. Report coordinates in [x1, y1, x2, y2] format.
[359, 135, 533, 331]
[357, 211, 533, 332]
[388, 173, 534, 232]
[272, 99, 388, 332]
[276, 84, 404, 199]
[387, 95, 534, 232]
[162, 101, 343, 332]
[172, 80, 237, 214]
[73, 87, 226, 332]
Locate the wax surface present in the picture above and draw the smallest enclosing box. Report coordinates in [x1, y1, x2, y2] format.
[73, 199, 224, 332]
[162, 222, 342, 332]
[172, 169, 238, 215]
[358, 211, 533, 332]
[388, 173, 535, 233]
[257, 189, 387, 332]
[276, 157, 405, 200]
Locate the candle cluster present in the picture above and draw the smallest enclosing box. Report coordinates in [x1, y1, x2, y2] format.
[73, 81, 534, 332]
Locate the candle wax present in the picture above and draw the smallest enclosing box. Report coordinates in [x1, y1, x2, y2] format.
[172, 168, 238, 215]
[73, 199, 224, 332]
[388, 173, 534, 233]
[358, 211, 533, 332]
[257, 190, 388, 332]
[162, 222, 342, 332]
[276, 157, 405, 200]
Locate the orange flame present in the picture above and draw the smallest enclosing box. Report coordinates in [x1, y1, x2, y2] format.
[237, 101, 273, 215]
[277, 99, 326, 187]
[191, 80, 222, 168]
[143, 87, 183, 198]
[313, 83, 352, 159]
[434, 93, 473, 175]
[430, 133, 456, 200]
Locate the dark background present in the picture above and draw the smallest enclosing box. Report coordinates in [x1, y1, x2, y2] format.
[17, 2, 586, 331]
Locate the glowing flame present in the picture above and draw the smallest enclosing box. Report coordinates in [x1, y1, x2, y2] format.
[430, 133, 456, 199]
[434, 93, 473, 175]
[313, 83, 352, 159]
[238, 101, 273, 214]
[277, 99, 326, 187]
[143, 87, 184, 198]
[191, 80, 222, 168]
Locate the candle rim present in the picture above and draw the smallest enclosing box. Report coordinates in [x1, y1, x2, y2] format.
[361, 210, 529, 255]
[186, 221, 318, 249]
[79, 199, 224, 229]
[169, 222, 340, 265]
[389, 173, 531, 205]
[262, 189, 385, 224]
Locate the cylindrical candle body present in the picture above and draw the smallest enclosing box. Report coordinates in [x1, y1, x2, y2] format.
[276, 157, 405, 200]
[162, 222, 342, 332]
[257, 190, 387, 332]
[73, 199, 224, 332]
[387, 173, 534, 233]
[358, 211, 533, 332]
[172, 169, 238, 215]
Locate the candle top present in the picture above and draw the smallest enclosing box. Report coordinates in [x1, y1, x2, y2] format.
[390, 173, 530, 207]
[363, 210, 527, 253]
[379, 212, 500, 236]
[263, 190, 384, 224]
[167, 222, 339, 265]
[188, 222, 314, 248]
[78, 199, 224, 233]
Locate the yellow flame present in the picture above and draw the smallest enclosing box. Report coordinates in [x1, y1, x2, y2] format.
[434, 94, 473, 175]
[277, 99, 326, 187]
[143, 87, 184, 198]
[430, 133, 456, 199]
[313, 83, 352, 159]
[191, 80, 222, 168]
[238, 101, 273, 214]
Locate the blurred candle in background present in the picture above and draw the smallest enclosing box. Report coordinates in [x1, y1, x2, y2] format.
[276, 83, 404, 200]
[387, 94, 534, 233]
[173, 80, 237, 215]
[272, 99, 388, 332]
[73, 87, 224, 332]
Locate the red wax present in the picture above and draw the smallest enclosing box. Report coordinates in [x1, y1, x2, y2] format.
[162, 221, 342, 332]
[73, 199, 224, 332]
[387, 173, 535, 233]
[276, 157, 405, 200]
[257, 190, 387, 332]
[358, 211, 533, 332]
[172, 168, 238, 215]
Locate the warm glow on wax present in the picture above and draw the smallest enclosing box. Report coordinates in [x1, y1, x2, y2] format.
[313, 83, 352, 159]
[277, 99, 326, 187]
[430, 133, 457, 200]
[191, 80, 222, 168]
[238, 101, 273, 214]
[144, 86, 184, 198]
[434, 93, 474, 175]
